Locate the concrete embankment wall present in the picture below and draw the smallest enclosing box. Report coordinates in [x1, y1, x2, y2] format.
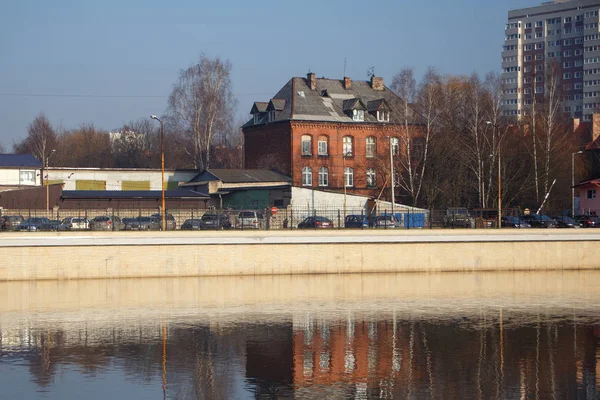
[1, 230, 599, 281]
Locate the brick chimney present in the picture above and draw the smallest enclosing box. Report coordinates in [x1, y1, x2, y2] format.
[343, 77, 351, 90]
[593, 113, 600, 142]
[370, 76, 384, 91]
[307, 72, 316, 90]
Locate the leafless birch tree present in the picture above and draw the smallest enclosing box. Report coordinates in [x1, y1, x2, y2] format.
[167, 54, 236, 170]
[14, 113, 58, 165]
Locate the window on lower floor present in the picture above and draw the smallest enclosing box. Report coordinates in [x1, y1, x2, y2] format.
[318, 167, 328, 186]
[302, 166, 312, 186]
[588, 189, 596, 199]
[366, 137, 376, 158]
[366, 168, 376, 187]
[344, 167, 354, 187]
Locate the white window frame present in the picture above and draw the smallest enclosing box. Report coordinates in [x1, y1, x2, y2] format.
[366, 137, 376, 158]
[344, 167, 354, 187]
[301, 135, 312, 156]
[366, 168, 376, 188]
[391, 137, 399, 156]
[343, 136, 353, 156]
[302, 166, 312, 186]
[318, 167, 328, 187]
[317, 138, 328, 156]
[352, 109, 365, 122]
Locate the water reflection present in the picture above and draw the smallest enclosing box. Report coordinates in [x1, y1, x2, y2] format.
[0, 271, 599, 399]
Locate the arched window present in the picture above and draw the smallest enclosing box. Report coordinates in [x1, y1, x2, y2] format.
[318, 135, 328, 156]
[318, 167, 329, 187]
[301, 135, 312, 156]
[344, 167, 354, 187]
[343, 136, 353, 156]
[366, 168, 376, 187]
[302, 166, 312, 186]
[366, 137, 376, 158]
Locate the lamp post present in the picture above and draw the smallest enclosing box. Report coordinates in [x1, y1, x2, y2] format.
[388, 136, 395, 219]
[151, 115, 166, 231]
[45, 149, 56, 212]
[572, 150, 584, 217]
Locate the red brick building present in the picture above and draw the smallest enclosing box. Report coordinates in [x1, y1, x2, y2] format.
[243, 73, 420, 199]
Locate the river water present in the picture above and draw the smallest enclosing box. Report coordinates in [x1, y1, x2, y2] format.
[0, 271, 599, 399]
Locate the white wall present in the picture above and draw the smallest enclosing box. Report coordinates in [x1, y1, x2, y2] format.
[290, 187, 369, 211]
[47, 168, 197, 191]
[0, 167, 41, 187]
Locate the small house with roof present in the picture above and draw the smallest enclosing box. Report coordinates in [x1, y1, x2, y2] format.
[242, 73, 422, 200]
[0, 154, 43, 190]
[180, 169, 291, 209]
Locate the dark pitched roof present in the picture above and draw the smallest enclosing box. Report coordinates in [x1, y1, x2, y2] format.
[243, 76, 422, 128]
[367, 99, 390, 112]
[0, 154, 42, 168]
[61, 190, 209, 200]
[251, 102, 269, 114]
[188, 169, 291, 184]
[268, 99, 286, 111]
[342, 98, 366, 112]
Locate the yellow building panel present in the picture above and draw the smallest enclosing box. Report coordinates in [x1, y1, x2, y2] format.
[75, 180, 106, 190]
[122, 181, 151, 191]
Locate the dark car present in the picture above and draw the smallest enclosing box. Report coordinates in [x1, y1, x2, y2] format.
[90, 216, 125, 231]
[297, 216, 334, 229]
[552, 216, 582, 228]
[18, 217, 51, 231]
[41, 219, 62, 231]
[519, 214, 557, 228]
[151, 213, 177, 230]
[1, 215, 24, 231]
[200, 213, 232, 230]
[573, 215, 599, 228]
[501, 216, 531, 228]
[123, 216, 161, 231]
[443, 207, 474, 228]
[181, 218, 203, 230]
[344, 215, 369, 229]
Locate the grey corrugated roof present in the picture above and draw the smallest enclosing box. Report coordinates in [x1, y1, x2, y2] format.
[204, 169, 291, 183]
[0, 154, 42, 168]
[244, 76, 423, 127]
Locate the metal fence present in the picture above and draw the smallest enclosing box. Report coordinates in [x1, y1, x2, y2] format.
[0, 207, 595, 231]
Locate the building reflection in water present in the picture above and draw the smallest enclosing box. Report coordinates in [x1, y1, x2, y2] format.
[0, 272, 599, 399]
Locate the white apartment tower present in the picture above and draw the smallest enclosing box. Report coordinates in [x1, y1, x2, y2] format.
[502, 0, 600, 120]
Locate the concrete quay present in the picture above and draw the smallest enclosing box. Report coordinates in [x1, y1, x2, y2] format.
[1, 229, 599, 281]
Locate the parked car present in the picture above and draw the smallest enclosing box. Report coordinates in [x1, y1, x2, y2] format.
[181, 218, 203, 230]
[58, 217, 90, 231]
[573, 215, 599, 228]
[501, 216, 531, 228]
[90, 216, 125, 231]
[200, 213, 232, 230]
[375, 215, 397, 229]
[42, 219, 62, 231]
[344, 215, 369, 229]
[519, 214, 557, 228]
[123, 216, 161, 231]
[151, 213, 177, 230]
[297, 216, 334, 229]
[443, 207, 474, 228]
[18, 217, 51, 231]
[1, 215, 24, 231]
[552, 215, 582, 228]
[236, 211, 264, 229]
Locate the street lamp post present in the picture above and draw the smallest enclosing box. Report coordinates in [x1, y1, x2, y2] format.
[572, 150, 584, 217]
[151, 115, 166, 232]
[45, 149, 56, 212]
[388, 136, 395, 219]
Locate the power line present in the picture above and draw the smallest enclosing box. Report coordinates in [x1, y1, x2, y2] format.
[0, 92, 274, 99]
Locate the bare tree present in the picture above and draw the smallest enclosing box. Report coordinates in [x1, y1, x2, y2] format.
[111, 119, 159, 168]
[14, 113, 58, 164]
[167, 54, 237, 170]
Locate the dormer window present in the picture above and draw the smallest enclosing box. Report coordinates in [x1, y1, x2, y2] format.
[268, 110, 276, 122]
[352, 109, 365, 121]
[377, 111, 389, 122]
[253, 114, 260, 124]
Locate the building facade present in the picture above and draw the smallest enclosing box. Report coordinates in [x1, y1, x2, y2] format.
[243, 73, 420, 199]
[502, 0, 600, 120]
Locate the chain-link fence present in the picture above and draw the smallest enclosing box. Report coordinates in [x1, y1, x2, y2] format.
[0, 207, 596, 231]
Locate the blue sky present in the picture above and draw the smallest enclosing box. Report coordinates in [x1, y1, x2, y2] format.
[0, 0, 541, 147]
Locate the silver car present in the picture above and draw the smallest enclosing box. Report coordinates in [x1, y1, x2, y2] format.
[236, 211, 264, 229]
